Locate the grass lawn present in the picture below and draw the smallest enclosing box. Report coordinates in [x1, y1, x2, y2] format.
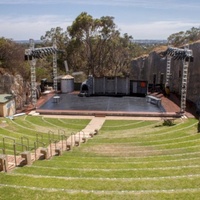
[0, 116, 200, 199]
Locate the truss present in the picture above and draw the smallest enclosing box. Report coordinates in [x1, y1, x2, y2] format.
[160, 46, 193, 113]
[25, 39, 58, 107]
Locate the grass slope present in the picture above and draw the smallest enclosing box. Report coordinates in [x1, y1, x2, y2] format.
[0, 117, 200, 199]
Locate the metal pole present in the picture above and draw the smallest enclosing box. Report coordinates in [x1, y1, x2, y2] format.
[3, 137, 16, 155]
[53, 39, 57, 93]
[13, 144, 17, 166]
[180, 59, 189, 113]
[180, 44, 191, 113]
[165, 55, 171, 87]
[21, 136, 30, 151]
[29, 39, 37, 108]
[34, 142, 37, 160]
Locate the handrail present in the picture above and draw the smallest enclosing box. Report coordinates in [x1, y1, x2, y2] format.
[21, 136, 30, 151]
[71, 132, 75, 147]
[49, 139, 52, 157]
[36, 141, 46, 148]
[60, 134, 68, 151]
[13, 143, 28, 166]
[36, 133, 43, 143]
[0, 148, 5, 155]
[3, 137, 16, 155]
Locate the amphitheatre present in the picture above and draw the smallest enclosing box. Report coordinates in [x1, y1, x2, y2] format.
[0, 83, 200, 199]
[1, 37, 200, 199]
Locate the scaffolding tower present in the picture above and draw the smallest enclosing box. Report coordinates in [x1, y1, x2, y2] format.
[53, 39, 57, 93]
[180, 45, 193, 113]
[29, 39, 37, 108]
[180, 59, 189, 112]
[25, 39, 58, 108]
[165, 56, 171, 87]
[160, 45, 193, 113]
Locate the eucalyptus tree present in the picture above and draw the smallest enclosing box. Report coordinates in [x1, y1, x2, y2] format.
[168, 26, 200, 47]
[67, 12, 137, 77]
[40, 27, 69, 74]
[41, 12, 136, 77]
[67, 12, 119, 76]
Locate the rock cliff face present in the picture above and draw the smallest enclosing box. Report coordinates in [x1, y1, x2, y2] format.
[0, 73, 31, 110]
[130, 41, 200, 104]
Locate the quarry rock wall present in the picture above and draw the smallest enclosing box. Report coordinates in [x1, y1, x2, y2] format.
[0, 73, 31, 110]
[131, 41, 200, 104]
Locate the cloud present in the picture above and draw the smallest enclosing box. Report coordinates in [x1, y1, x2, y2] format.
[0, 15, 72, 40]
[0, 0, 200, 10]
[118, 20, 200, 40]
[0, 13, 199, 40]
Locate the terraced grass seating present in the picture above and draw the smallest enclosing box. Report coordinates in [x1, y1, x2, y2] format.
[0, 115, 91, 171]
[1, 117, 200, 199]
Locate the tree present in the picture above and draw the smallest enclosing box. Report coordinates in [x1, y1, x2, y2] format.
[168, 26, 200, 46]
[67, 12, 135, 76]
[109, 33, 134, 76]
[40, 12, 144, 77]
[0, 37, 29, 79]
[167, 31, 185, 46]
[67, 12, 105, 75]
[40, 27, 69, 74]
[185, 27, 200, 43]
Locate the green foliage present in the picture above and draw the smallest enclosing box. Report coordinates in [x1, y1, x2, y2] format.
[162, 119, 175, 126]
[41, 12, 137, 77]
[0, 37, 27, 77]
[168, 26, 200, 46]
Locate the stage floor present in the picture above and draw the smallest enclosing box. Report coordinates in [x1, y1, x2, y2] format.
[36, 93, 168, 116]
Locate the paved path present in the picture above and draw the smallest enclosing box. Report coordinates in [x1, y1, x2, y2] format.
[81, 117, 105, 134]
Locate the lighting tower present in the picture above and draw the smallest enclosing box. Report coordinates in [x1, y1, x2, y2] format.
[53, 39, 57, 93]
[29, 39, 37, 108]
[180, 44, 193, 113]
[160, 45, 193, 113]
[165, 55, 172, 88]
[25, 39, 58, 108]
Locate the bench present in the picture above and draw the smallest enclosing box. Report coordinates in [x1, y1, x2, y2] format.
[146, 95, 161, 107]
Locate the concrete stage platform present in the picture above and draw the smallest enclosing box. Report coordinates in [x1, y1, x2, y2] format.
[36, 93, 182, 118]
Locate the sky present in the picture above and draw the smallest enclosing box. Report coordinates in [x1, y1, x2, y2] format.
[0, 0, 199, 41]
